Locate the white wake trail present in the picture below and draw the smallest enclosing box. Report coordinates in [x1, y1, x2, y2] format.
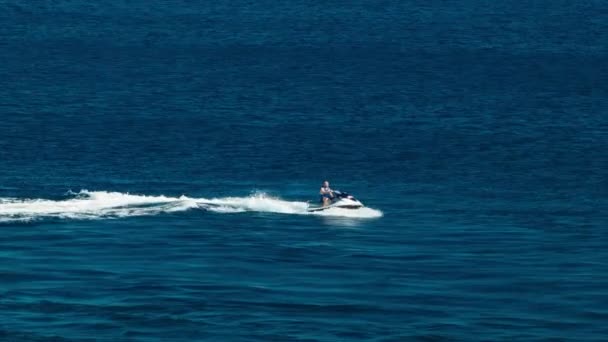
[0, 190, 383, 223]
[0, 191, 198, 222]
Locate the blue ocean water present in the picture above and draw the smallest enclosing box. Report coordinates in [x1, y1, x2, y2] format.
[1, 1, 607, 340]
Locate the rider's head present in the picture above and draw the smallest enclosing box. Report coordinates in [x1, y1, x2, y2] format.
[323, 180, 329, 187]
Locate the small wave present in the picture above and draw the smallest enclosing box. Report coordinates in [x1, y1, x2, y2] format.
[0, 190, 383, 223]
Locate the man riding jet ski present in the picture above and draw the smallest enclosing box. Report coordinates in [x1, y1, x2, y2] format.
[307, 180, 364, 212]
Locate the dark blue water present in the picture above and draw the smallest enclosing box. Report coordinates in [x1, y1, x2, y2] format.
[1, 1, 607, 340]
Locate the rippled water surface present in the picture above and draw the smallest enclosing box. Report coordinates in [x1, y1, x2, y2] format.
[1, 1, 607, 340]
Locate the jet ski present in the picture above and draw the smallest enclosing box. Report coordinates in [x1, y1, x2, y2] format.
[307, 190, 364, 212]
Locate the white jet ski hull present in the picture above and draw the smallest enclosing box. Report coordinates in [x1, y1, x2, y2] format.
[307, 198, 364, 212]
